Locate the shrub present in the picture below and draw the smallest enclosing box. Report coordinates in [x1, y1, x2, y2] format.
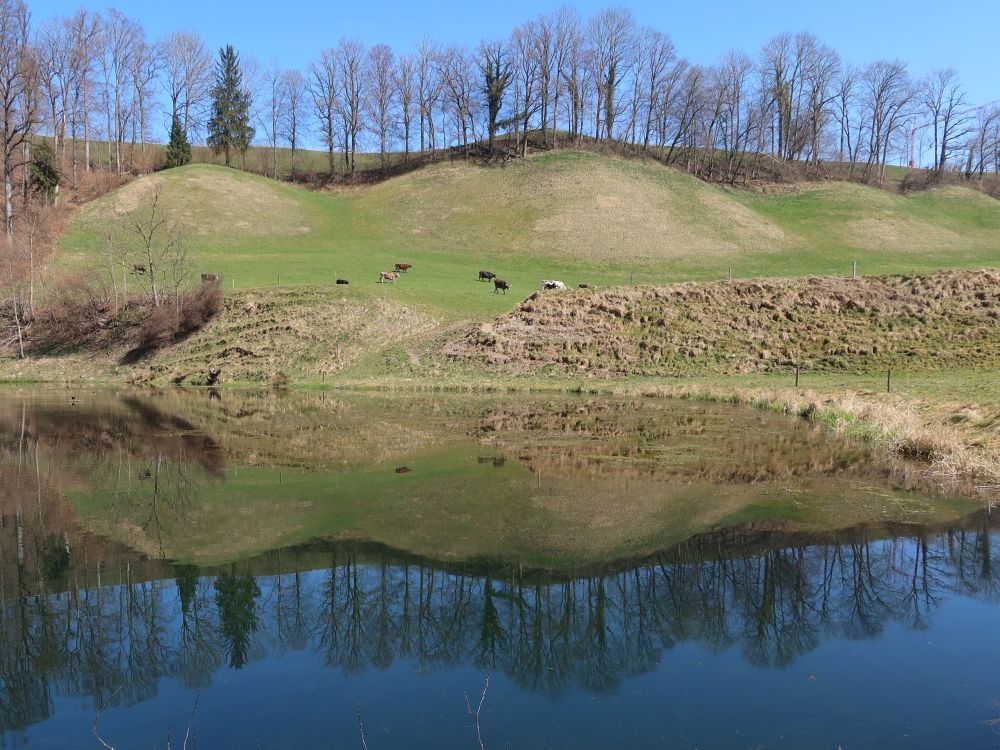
[28, 278, 129, 354]
[134, 284, 223, 352]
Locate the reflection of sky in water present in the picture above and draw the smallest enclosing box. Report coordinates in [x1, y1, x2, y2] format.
[8, 532, 1000, 750]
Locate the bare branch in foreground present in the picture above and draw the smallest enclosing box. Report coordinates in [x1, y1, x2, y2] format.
[182, 690, 201, 750]
[92, 686, 123, 750]
[357, 701, 370, 750]
[464, 673, 491, 750]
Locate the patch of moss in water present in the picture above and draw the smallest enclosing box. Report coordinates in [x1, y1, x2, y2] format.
[0, 388, 985, 569]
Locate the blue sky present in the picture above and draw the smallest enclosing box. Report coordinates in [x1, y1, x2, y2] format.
[29, 0, 1000, 107]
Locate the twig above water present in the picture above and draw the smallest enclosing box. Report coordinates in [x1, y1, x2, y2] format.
[92, 686, 123, 750]
[357, 701, 370, 750]
[182, 690, 201, 750]
[464, 673, 491, 750]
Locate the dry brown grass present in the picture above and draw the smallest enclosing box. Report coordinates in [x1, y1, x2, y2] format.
[97, 166, 311, 239]
[447, 269, 1000, 377]
[617, 382, 1000, 494]
[135, 288, 440, 384]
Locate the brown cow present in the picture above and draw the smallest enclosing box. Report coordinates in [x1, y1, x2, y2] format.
[201, 273, 221, 284]
[132, 264, 147, 275]
[494, 278, 510, 294]
[379, 271, 400, 283]
[394, 263, 412, 273]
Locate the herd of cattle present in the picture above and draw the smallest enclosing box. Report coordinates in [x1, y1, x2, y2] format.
[478, 270, 589, 294]
[192, 261, 590, 295]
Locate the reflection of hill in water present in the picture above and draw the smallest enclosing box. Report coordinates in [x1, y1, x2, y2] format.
[477, 401, 922, 485]
[0, 389, 987, 569]
[2, 524, 1000, 737]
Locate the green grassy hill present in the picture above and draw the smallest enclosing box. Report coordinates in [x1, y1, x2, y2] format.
[61, 150, 1000, 294]
[46, 150, 1000, 383]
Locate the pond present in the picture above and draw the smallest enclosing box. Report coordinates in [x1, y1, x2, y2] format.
[1, 389, 998, 749]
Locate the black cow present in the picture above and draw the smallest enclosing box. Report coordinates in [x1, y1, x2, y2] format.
[479, 270, 496, 282]
[494, 279, 510, 294]
[336, 279, 350, 285]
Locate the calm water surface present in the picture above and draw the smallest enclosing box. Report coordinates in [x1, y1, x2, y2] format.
[1, 389, 998, 749]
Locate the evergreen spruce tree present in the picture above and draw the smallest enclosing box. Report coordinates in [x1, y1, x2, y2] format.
[164, 115, 192, 168]
[29, 141, 61, 203]
[206, 45, 254, 168]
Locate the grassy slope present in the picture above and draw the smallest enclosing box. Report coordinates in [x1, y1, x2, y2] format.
[49, 153, 1000, 379]
[60, 151, 1000, 296]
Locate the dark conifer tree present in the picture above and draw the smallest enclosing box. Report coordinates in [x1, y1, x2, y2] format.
[164, 114, 192, 168]
[29, 141, 61, 203]
[207, 45, 254, 168]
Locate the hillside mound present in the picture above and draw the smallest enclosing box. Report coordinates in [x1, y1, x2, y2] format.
[356, 151, 789, 263]
[60, 164, 321, 265]
[57, 153, 1000, 297]
[133, 288, 439, 384]
[445, 269, 1000, 376]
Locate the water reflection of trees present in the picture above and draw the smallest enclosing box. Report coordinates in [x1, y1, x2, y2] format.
[3, 526, 1000, 738]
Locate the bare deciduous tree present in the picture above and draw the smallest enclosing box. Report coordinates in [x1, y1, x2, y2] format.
[116, 185, 190, 307]
[0, 0, 35, 239]
[588, 7, 636, 141]
[922, 68, 974, 173]
[160, 30, 212, 141]
[394, 53, 416, 161]
[335, 38, 366, 174]
[309, 49, 339, 176]
[477, 39, 511, 154]
[365, 43, 396, 171]
[280, 69, 307, 178]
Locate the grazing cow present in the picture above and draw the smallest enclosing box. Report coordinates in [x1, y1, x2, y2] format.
[394, 263, 412, 273]
[494, 278, 511, 294]
[132, 263, 147, 275]
[201, 273, 221, 284]
[578, 283, 590, 289]
[395, 466, 411, 474]
[379, 271, 400, 283]
[479, 270, 496, 282]
[541, 279, 567, 290]
[206, 367, 222, 386]
[336, 278, 350, 285]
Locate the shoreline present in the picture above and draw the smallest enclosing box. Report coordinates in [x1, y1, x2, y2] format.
[2, 370, 997, 496]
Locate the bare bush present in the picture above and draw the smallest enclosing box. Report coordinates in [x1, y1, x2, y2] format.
[28, 276, 128, 354]
[133, 283, 222, 353]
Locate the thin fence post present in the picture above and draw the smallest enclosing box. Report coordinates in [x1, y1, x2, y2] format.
[729, 267, 732, 280]
[887, 368, 892, 393]
[852, 260, 857, 278]
[795, 365, 800, 388]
